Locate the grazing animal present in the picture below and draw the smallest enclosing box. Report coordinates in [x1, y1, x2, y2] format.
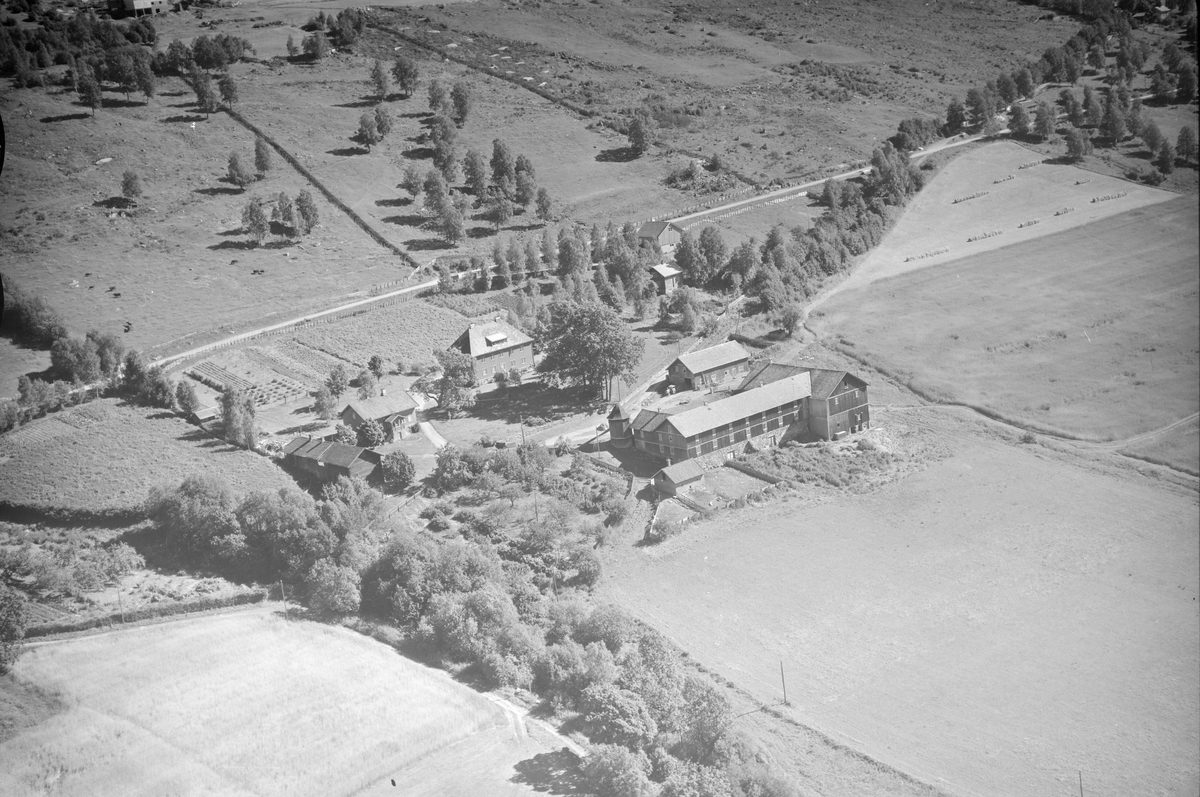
[112, 293, 121, 298]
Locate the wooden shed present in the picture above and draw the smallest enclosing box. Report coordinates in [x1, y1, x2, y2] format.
[652, 459, 705, 496]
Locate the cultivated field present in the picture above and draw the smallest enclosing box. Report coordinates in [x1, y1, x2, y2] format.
[678, 190, 826, 248]
[811, 194, 1199, 444]
[0, 398, 293, 511]
[823, 140, 1180, 298]
[0, 610, 557, 796]
[603, 407, 1200, 797]
[289, 298, 468, 370]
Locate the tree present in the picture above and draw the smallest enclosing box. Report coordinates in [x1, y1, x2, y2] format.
[996, 72, 1018, 105]
[515, 171, 537, 209]
[1177, 126, 1197, 165]
[581, 745, 653, 797]
[255, 137, 272, 176]
[391, 56, 419, 97]
[777, 304, 803, 336]
[370, 58, 389, 101]
[242, 199, 268, 243]
[228, 153, 254, 191]
[450, 81, 473, 124]
[357, 111, 381, 151]
[0, 583, 29, 674]
[367, 354, 386, 381]
[696, 226, 726, 285]
[333, 424, 357, 445]
[326, 364, 349, 398]
[515, 154, 536, 180]
[220, 388, 258, 449]
[463, 149, 489, 199]
[1141, 118, 1164, 154]
[135, 57, 156, 104]
[296, 190, 319, 234]
[1033, 100, 1056, 140]
[437, 204, 467, 243]
[374, 106, 393, 138]
[965, 88, 994, 129]
[401, 165, 424, 198]
[313, 385, 337, 419]
[272, 192, 296, 235]
[78, 75, 102, 117]
[307, 560, 361, 614]
[1009, 104, 1031, 137]
[537, 302, 644, 400]
[303, 31, 330, 60]
[428, 78, 450, 113]
[1084, 91, 1102, 128]
[219, 73, 238, 108]
[287, 35, 298, 58]
[1127, 98, 1144, 138]
[1100, 98, 1126, 144]
[358, 418, 386, 447]
[944, 98, 966, 133]
[1177, 63, 1197, 105]
[175, 380, 201, 416]
[414, 348, 477, 417]
[122, 170, 142, 201]
[1064, 127, 1093, 162]
[535, 188, 553, 222]
[492, 195, 514, 231]
[1156, 140, 1175, 174]
[429, 114, 459, 180]
[1014, 67, 1034, 99]
[627, 111, 655, 155]
[491, 139, 516, 186]
[382, 451, 416, 492]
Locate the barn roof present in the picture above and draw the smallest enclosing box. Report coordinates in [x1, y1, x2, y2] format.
[320, 442, 371, 468]
[631, 409, 672, 433]
[451, 318, 533, 358]
[285, 436, 372, 468]
[665, 372, 812, 438]
[656, 459, 704, 485]
[675, 341, 751, 375]
[283, 436, 317, 456]
[651, 263, 682, 279]
[343, 391, 417, 421]
[638, 221, 670, 239]
[806, 369, 867, 400]
[736, 361, 808, 393]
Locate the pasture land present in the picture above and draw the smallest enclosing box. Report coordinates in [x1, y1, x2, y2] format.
[0, 398, 293, 512]
[289, 298, 468, 371]
[823, 140, 1179, 299]
[811, 195, 1199, 444]
[678, 191, 826, 248]
[1120, 416, 1200, 476]
[0, 340, 51, 401]
[0, 610, 556, 797]
[603, 407, 1200, 797]
[0, 83, 409, 361]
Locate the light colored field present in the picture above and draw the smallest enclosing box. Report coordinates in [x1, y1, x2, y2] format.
[0, 398, 293, 511]
[604, 407, 1200, 797]
[0, 340, 51, 400]
[0, 83, 408, 361]
[0, 610, 553, 797]
[291, 298, 467, 368]
[825, 140, 1178, 299]
[1120, 417, 1200, 476]
[679, 191, 826, 248]
[811, 196, 1199, 443]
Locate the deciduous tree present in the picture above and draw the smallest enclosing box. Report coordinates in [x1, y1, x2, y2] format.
[326, 364, 349, 398]
[627, 110, 655, 155]
[357, 111, 381, 151]
[296, 190, 319, 234]
[78, 74, 102, 117]
[218, 72, 238, 108]
[122, 170, 142, 200]
[414, 348, 477, 417]
[242, 198, 268, 243]
[1009, 104, 1031, 137]
[537, 302, 644, 400]
[491, 139, 516, 186]
[227, 152, 254, 191]
[374, 105, 392, 138]
[1099, 97, 1126, 144]
[382, 451, 416, 492]
[1156, 140, 1175, 174]
[1064, 126, 1093, 162]
[370, 58, 390, 101]
[1141, 118, 1164, 154]
[450, 80, 473, 124]
[535, 188, 553, 222]
[463, 149, 489, 199]
[1033, 100, 1056, 140]
[1176, 126, 1197, 165]
[255, 137, 272, 176]
[303, 31, 330, 60]
[175, 380, 201, 416]
[428, 78, 450, 113]
[358, 418, 385, 447]
[391, 56, 419, 97]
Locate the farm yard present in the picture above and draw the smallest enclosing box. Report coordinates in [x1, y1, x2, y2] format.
[603, 407, 1200, 797]
[0, 398, 293, 512]
[0, 609, 560, 797]
[811, 193, 1199, 447]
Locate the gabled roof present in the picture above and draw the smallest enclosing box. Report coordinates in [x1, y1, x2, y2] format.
[285, 436, 372, 468]
[675, 341, 751, 376]
[631, 409, 672, 434]
[736, 361, 808, 393]
[807, 369, 867, 400]
[608, 403, 630, 420]
[665, 372, 812, 439]
[638, 221, 679, 240]
[343, 391, 418, 420]
[656, 459, 704, 485]
[651, 263, 682, 279]
[451, 318, 533, 358]
[283, 436, 317, 456]
[320, 442, 371, 468]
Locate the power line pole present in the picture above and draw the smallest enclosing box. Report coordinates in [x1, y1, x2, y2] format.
[780, 660, 789, 706]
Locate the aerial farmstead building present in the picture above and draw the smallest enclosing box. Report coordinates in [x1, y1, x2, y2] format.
[651, 459, 705, 496]
[667, 341, 751, 391]
[616, 361, 871, 462]
[650, 263, 683, 295]
[339, 390, 419, 443]
[283, 436, 381, 482]
[637, 221, 684, 252]
[450, 318, 535, 383]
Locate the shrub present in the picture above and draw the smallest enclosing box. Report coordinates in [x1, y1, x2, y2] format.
[576, 603, 633, 653]
[307, 559, 361, 614]
[581, 745, 654, 797]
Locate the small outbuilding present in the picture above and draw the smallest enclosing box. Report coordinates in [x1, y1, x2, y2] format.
[283, 436, 381, 482]
[650, 263, 683, 295]
[652, 459, 705, 496]
[122, 0, 167, 15]
[637, 221, 684, 252]
[668, 341, 751, 391]
[339, 390, 419, 442]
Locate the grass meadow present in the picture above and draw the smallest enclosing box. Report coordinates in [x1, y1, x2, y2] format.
[289, 299, 468, 371]
[0, 398, 293, 511]
[811, 194, 1198, 445]
[0, 610, 548, 797]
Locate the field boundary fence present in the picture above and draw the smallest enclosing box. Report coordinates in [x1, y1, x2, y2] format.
[25, 590, 268, 638]
[724, 459, 783, 485]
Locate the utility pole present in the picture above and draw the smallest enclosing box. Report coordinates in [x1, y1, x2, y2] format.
[279, 580, 288, 617]
[780, 660, 789, 706]
[116, 582, 125, 624]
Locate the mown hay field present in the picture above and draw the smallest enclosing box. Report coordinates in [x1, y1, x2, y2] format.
[603, 410, 1200, 797]
[0, 399, 293, 511]
[827, 140, 1179, 298]
[289, 298, 468, 369]
[0, 610, 550, 797]
[811, 195, 1199, 444]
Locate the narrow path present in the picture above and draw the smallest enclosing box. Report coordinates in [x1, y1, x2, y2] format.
[419, 420, 449, 450]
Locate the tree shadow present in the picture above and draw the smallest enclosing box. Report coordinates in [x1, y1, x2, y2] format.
[263, 239, 297, 250]
[328, 146, 369, 156]
[195, 186, 242, 196]
[383, 213, 427, 227]
[510, 750, 586, 796]
[399, 109, 430, 119]
[160, 90, 187, 97]
[402, 146, 434, 160]
[161, 113, 206, 124]
[93, 196, 136, 209]
[467, 226, 497, 239]
[468, 383, 591, 427]
[269, 221, 294, 237]
[208, 239, 259, 251]
[507, 221, 544, 233]
[40, 113, 90, 123]
[218, 226, 245, 236]
[403, 237, 454, 251]
[167, 100, 199, 108]
[375, 197, 413, 207]
[104, 98, 148, 109]
[596, 146, 639, 163]
[333, 97, 377, 108]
